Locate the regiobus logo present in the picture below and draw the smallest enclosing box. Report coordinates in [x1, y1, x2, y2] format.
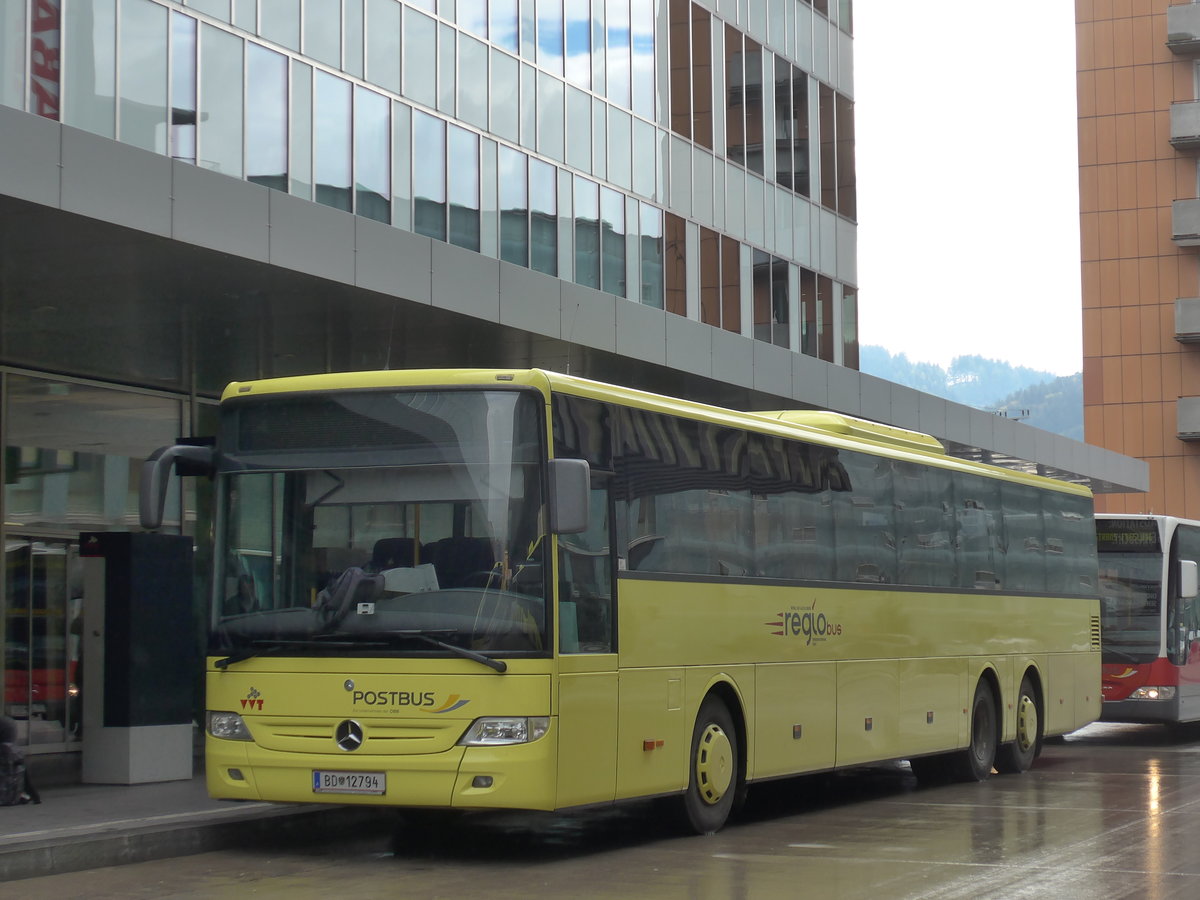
[766, 601, 842, 646]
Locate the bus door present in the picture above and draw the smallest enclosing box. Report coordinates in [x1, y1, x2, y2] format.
[554, 473, 618, 808]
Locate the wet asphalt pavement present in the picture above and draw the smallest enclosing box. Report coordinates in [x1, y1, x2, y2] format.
[5, 721, 1200, 899]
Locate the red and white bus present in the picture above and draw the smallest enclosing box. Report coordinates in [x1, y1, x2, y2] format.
[1097, 515, 1200, 725]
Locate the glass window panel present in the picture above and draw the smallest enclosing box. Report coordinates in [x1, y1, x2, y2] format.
[631, 0, 654, 120]
[290, 60, 312, 199]
[835, 90, 856, 219]
[448, 124, 480, 251]
[639, 203, 663, 308]
[536, 0, 563, 75]
[690, 4, 711, 149]
[410, 0, 435, 11]
[721, 236, 740, 333]
[63, 0, 116, 138]
[458, 34, 488, 129]
[344, 0, 364, 77]
[187, 0, 230, 20]
[314, 71, 352, 210]
[438, 23, 456, 114]
[600, 186, 625, 297]
[260, 0, 301, 50]
[816, 273, 834, 360]
[170, 13, 198, 163]
[724, 25, 742, 168]
[481, 137, 500, 258]
[799, 266, 816, 356]
[633, 117, 655, 199]
[1001, 483, 1046, 593]
[413, 109, 447, 240]
[841, 285, 858, 369]
[491, 0, 519, 53]
[574, 176, 600, 289]
[746, 173, 764, 246]
[529, 156, 557, 275]
[366, 0, 401, 94]
[246, 44, 288, 191]
[608, 107, 632, 191]
[566, 86, 592, 173]
[664, 212, 686, 315]
[819, 82, 835, 210]
[198, 24, 243, 176]
[592, 97, 607, 181]
[30, 0, 60, 119]
[403, 10, 437, 109]
[773, 56, 791, 191]
[754, 253, 774, 346]
[591, 0, 605, 96]
[564, 0, 590, 90]
[606, 0, 630, 109]
[743, 37, 764, 175]
[490, 49, 519, 143]
[771, 255, 789, 346]
[303, 0, 341, 67]
[233, 0, 257, 30]
[832, 451, 897, 585]
[354, 85, 390, 222]
[520, 62, 537, 150]
[537, 70, 564, 162]
[1, 0, 25, 110]
[520, 0, 536, 61]
[392, 100, 411, 229]
[460, 3, 487, 38]
[499, 146, 529, 266]
[699, 227, 719, 326]
[119, 0, 169, 153]
[667, 0, 689, 140]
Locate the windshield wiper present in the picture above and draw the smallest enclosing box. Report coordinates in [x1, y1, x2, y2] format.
[384, 630, 508, 674]
[215, 638, 387, 669]
[215, 632, 508, 674]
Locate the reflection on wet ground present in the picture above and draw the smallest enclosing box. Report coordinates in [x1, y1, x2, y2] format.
[18, 721, 1200, 900]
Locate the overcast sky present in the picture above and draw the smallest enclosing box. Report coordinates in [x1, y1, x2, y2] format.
[852, 1, 1083, 377]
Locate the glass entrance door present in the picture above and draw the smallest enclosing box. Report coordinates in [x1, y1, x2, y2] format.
[3, 538, 81, 749]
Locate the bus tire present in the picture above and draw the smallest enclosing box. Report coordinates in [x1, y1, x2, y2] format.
[681, 696, 740, 834]
[954, 680, 998, 782]
[995, 674, 1041, 774]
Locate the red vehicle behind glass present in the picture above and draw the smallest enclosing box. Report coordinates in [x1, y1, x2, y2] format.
[1096, 515, 1200, 725]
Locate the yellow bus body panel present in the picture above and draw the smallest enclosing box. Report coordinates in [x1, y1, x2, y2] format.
[204, 658, 559, 810]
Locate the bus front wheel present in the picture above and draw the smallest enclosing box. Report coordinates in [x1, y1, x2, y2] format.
[995, 674, 1041, 774]
[681, 696, 740, 834]
[955, 680, 998, 782]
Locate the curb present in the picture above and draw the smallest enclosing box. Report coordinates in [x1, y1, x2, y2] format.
[0, 804, 394, 883]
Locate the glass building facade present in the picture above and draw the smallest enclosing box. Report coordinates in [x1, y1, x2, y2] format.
[3, 0, 859, 360]
[0, 0, 860, 757]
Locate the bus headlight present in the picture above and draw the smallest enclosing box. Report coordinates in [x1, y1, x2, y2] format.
[208, 711, 254, 740]
[458, 717, 549, 746]
[1128, 686, 1176, 701]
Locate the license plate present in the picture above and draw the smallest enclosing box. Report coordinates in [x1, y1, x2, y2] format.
[312, 770, 386, 795]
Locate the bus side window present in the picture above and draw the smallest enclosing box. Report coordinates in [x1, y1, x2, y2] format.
[559, 476, 614, 654]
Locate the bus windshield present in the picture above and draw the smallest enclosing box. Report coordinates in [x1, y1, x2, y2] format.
[1098, 552, 1163, 663]
[211, 388, 548, 663]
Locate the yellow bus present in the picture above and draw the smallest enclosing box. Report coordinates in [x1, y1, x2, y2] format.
[141, 369, 1101, 833]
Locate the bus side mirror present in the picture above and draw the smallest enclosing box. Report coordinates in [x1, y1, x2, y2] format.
[1180, 560, 1199, 600]
[139, 444, 216, 530]
[548, 458, 590, 535]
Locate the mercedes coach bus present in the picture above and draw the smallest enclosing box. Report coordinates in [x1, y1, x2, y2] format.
[1096, 514, 1200, 726]
[141, 369, 1102, 833]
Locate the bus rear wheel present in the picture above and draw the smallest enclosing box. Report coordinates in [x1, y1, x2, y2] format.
[681, 696, 740, 834]
[995, 674, 1041, 774]
[954, 680, 998, 782]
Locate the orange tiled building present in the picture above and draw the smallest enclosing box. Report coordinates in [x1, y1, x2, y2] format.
[1079, 0, 1200, 513]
